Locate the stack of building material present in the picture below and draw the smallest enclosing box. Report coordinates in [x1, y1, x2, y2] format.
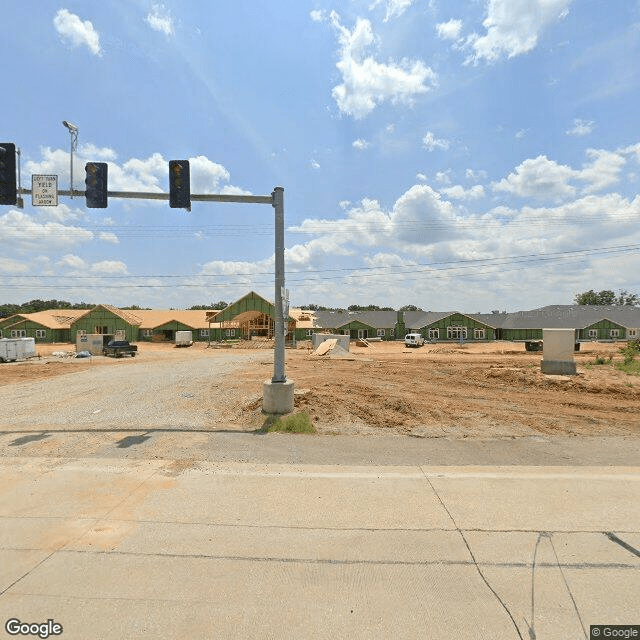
[313, 339, 338, 355]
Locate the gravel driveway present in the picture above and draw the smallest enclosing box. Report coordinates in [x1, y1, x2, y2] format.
[0, 351, 263, 430]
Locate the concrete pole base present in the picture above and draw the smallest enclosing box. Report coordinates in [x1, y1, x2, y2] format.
[541, 360, 577, 375]
[263, 379, 295, 414]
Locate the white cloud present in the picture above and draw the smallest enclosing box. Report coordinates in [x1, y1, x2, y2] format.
[146, 4, 174, 36]
[26, 147, 247, 196]
[53, 9, 101, 56]
[310, 10, 324, 22]
[189, 156, 234, 194]
[416, 173, 428, 182]
[492, 155, 577, 200]
[466, 0, 572, 64]
[352, 138, 371, 150]
[441, 184, 485, 200]
[435, 171, 452, 184]
[0, 210, 94, 252]
[310, 159, 321, 169]
[492, 149, 627, 201]
[466, 168, 488, 181]
[436, 19, 463, 41]
[566, 118, 595, 136]
[578, 149, 625, 193]
[91, 260, 128, 274]
[57, 254, 87, 270]
[329, 12, 437, 119]
[0, 258, 29, 274]
[370, 0, 414, 22]
[515, 129, 527, 139]
[391, 185, 462, 244]
[423, 131, 450, 151]
[98, 232, 119, 244]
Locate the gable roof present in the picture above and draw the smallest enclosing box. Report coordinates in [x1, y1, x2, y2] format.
[98, 304, 143, 326]
[133, 310, 212, 330]
[0, 309, 89, 330]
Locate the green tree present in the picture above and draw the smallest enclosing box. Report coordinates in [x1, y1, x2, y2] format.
[575, 289, 638, 306]
[188, 301, 228, 310]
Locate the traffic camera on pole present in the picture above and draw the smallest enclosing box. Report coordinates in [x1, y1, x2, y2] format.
[169, 160, 190, 210]
[0, 143, 17, 206]
[85, 162, 108, 208]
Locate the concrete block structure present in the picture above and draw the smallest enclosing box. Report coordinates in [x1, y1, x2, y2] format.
[541, 328, 577, 375]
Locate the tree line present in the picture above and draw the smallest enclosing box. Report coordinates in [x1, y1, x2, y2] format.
[1, 290, 637, 319]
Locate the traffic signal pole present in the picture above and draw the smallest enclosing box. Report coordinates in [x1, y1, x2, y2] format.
[12, 182, 295, 414]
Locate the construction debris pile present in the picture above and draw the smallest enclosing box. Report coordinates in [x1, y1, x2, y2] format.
[311, 339, 355, 360]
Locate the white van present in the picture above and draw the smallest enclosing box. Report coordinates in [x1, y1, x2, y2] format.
[404, 333, 424, 347]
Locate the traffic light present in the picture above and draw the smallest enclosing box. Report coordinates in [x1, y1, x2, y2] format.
[169, 160, 190, 210]
[0, 143, 17, 206]
[85, 162, 108, 208]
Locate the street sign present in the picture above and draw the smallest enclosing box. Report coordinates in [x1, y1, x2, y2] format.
[32, 174, 58, 206]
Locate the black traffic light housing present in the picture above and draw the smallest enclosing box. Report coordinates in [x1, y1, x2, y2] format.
[85, 162, 108, 208]
[169, 160, 190, 210]
[0, 143, 17, 206]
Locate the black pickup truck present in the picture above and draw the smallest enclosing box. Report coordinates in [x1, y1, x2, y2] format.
[103, 340, 138, 358]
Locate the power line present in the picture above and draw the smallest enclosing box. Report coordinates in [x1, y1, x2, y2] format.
[2, 211, 639, 238]
[1, 243, 638, 278]
[1, 244, 638, 290]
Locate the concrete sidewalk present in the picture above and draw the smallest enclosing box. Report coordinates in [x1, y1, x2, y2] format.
[1, 457, 639, 639]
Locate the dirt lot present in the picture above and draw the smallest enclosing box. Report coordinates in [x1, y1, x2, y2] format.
[1, 340, 639, 438]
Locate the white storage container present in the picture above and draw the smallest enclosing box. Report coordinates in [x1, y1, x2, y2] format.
[0, 338, 35, 362]
[175, 331, 193, 346]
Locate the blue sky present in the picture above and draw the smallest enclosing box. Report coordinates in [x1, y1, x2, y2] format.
[2, 0, 640, 311]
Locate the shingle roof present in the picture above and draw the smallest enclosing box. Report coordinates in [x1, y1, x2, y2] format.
[406, 311, 456, 330]
[500, 305, 640, 329]
[313, 310, 396, 329]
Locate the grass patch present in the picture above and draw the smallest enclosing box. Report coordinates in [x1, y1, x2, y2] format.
[615, 360, 640, 376]
[257, 411, 316, 434]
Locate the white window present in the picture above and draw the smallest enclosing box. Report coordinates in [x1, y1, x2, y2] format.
[474, 328, 485, 340]
[377, 329, 385, 337]
[143, 329, 153, 337]
[588, 329, 598, 338]
[428, 328, 439, 340]
[11, 330, 26, 338]
[628, 329, 638, 338]
[35, 329, 46, 339]
[610, 329, 620, 338]
[200, 329, 209, 337]
[447, 326, 467, 340]
[306, 329, 313, 336]
[95, 325, 108, 334]
[226, 329, 235, 337]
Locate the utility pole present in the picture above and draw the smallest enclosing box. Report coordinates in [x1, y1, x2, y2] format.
[272, 186, 286, 383]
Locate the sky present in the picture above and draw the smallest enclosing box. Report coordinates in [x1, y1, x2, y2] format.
[2, 0, 640, 312]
